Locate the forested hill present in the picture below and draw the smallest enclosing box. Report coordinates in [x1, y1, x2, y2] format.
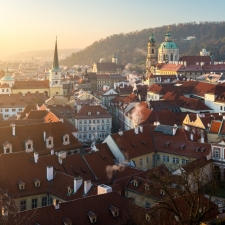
[61, 22, 225, 67]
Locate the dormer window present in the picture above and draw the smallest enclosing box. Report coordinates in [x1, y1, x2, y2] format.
[97, 111, 100, 115]
[87, 211, 97, 223]
[2, 142, 12, 154]
[109, 206, 119, 217]
[88, 112, 91, 116]
[18, 180, 25, 190]
[63, 134, 70, 145]
[160, 189, 165, 196]
[46, 136, 54, 149]
[145, 183, 149, 190]
[67, 186, 73, 195]
[25, 139, 33, 152]
[133, 179, 140, 187]
[34, 178, 41, 187]
[62, 217, 73, 225]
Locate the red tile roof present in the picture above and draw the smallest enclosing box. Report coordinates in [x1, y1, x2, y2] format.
[12, 80, 49, 89]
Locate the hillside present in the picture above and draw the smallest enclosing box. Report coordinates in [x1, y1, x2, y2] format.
[61, 22, 225, 67]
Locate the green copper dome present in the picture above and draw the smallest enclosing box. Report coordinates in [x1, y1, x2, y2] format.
[158, 30, 178, 49]
[1, 68, 14, 81]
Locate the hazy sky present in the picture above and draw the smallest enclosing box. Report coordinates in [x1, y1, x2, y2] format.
[0, 0, 225, 59]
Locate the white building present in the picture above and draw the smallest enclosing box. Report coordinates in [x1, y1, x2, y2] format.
[74, 105, 112, 142]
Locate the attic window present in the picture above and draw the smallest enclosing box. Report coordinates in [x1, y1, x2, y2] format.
[145, 183, 149, 190]
[33, 178, 41, 187]
[133, 179, 140, 187]
[200, 147, 206, 152]
[180, 144, 186, 150]
[18, 180, 25, 190]
[63, 134, 70, 145]
[165, 141, 171, 147]
[46, 136, 54, 149]
[25, 139, 33, 152]
[3, 142, 12, 154]
[97, 111, 100, 115]
[87, 211, 97, 223]
[67, 186, 73, 195]
[195, 147, 200, 152]
[63, 217, 73, 225]
[160, 189, 165, 196]
[88, 112, 91, 116]
[109, 206, 119, 217]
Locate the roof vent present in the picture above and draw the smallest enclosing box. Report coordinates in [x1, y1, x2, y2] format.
[87, 211, 97, 224]
[109, 206, 119, 217]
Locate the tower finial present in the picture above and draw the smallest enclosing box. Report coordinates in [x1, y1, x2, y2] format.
[53, 37, 59, 69]
[168, 26, 170, 32]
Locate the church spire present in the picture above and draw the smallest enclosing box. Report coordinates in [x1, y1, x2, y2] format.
[53, 37, 59, 69]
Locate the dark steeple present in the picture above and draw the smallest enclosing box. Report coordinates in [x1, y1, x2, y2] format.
[53, 37, 59, 69]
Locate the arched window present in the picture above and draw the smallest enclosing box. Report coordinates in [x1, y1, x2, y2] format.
[171, 54, 173, 61]
[151, 49, 154, 54]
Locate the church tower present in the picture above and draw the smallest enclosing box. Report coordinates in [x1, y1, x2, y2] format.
[112, 52, 118, 64]
[146, 31, 157, 70]
[49, 37, 63, 97]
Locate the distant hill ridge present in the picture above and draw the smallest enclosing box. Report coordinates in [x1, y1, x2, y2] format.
[61, 21, 225, 67]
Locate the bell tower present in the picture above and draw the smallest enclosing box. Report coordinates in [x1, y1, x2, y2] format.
[146, 31, 157, 71]
[49, 37, 63, 97]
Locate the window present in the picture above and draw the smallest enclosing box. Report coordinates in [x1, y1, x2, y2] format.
[84, 127, 87, 131]
[79, 120, 82, 124]
[157, 154, 160, 161]
[146, 156, 149, 163]
[49, 197, 53, 205]
[102, 119, 104, 123]
[145, 201, 150, 209]
[160, 189, 165, 196]
[84, 120, 87, 124]
[182, 159, 188, 165]
[97, 126, 100, 130]
[20, 200, 26, 211]
[93, 120, 95, 123]
[97, 120, 99, 123]
[163, 156, 169, 162]
[89, 120, 91, 124]
[79, 126, 82, 131]
[42, 197, 47, 207]
[214, 148, 220, 158]
[107, 119, 109, 123]
[12, 109, 16, 112]
[89, 127, 91, 130]
[89, 134, 92, 138]
[102, 126, 104, 130]
[5, 109, 9, 112]
[32, 198, 38, 209]
[19, 108, 22, 111]
[173, 157, 179, 164]
[107, 126, 109, 130]
[140, 159, 143, 165]
[2, 89, 4, 92]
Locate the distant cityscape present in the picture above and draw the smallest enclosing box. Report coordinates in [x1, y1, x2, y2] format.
[0, 28, 225, 224]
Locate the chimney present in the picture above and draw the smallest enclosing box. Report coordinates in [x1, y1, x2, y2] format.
[34, 152, 39, 163]
[58, 151, 66, 164]
[190, 133, 194, 141]
[60, 118, 64, 123]
[219, 112, 222, 116]
[172, 128, 177, 136]
[139, 125, 143, 133]
[134, 126, 139, 134]
[51, 149, 54, 155]
[74, 177, 83, 193]
[43, 131, 46, 141]
[53, 199, 60, 210]
[201, 133, 205, 143]
[84, 180, 92, 195]
[2, 206, 8, 217]
[118, 129, 123, 136]
[47, 165, 53, 181]
[10, 123, 15, 136]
